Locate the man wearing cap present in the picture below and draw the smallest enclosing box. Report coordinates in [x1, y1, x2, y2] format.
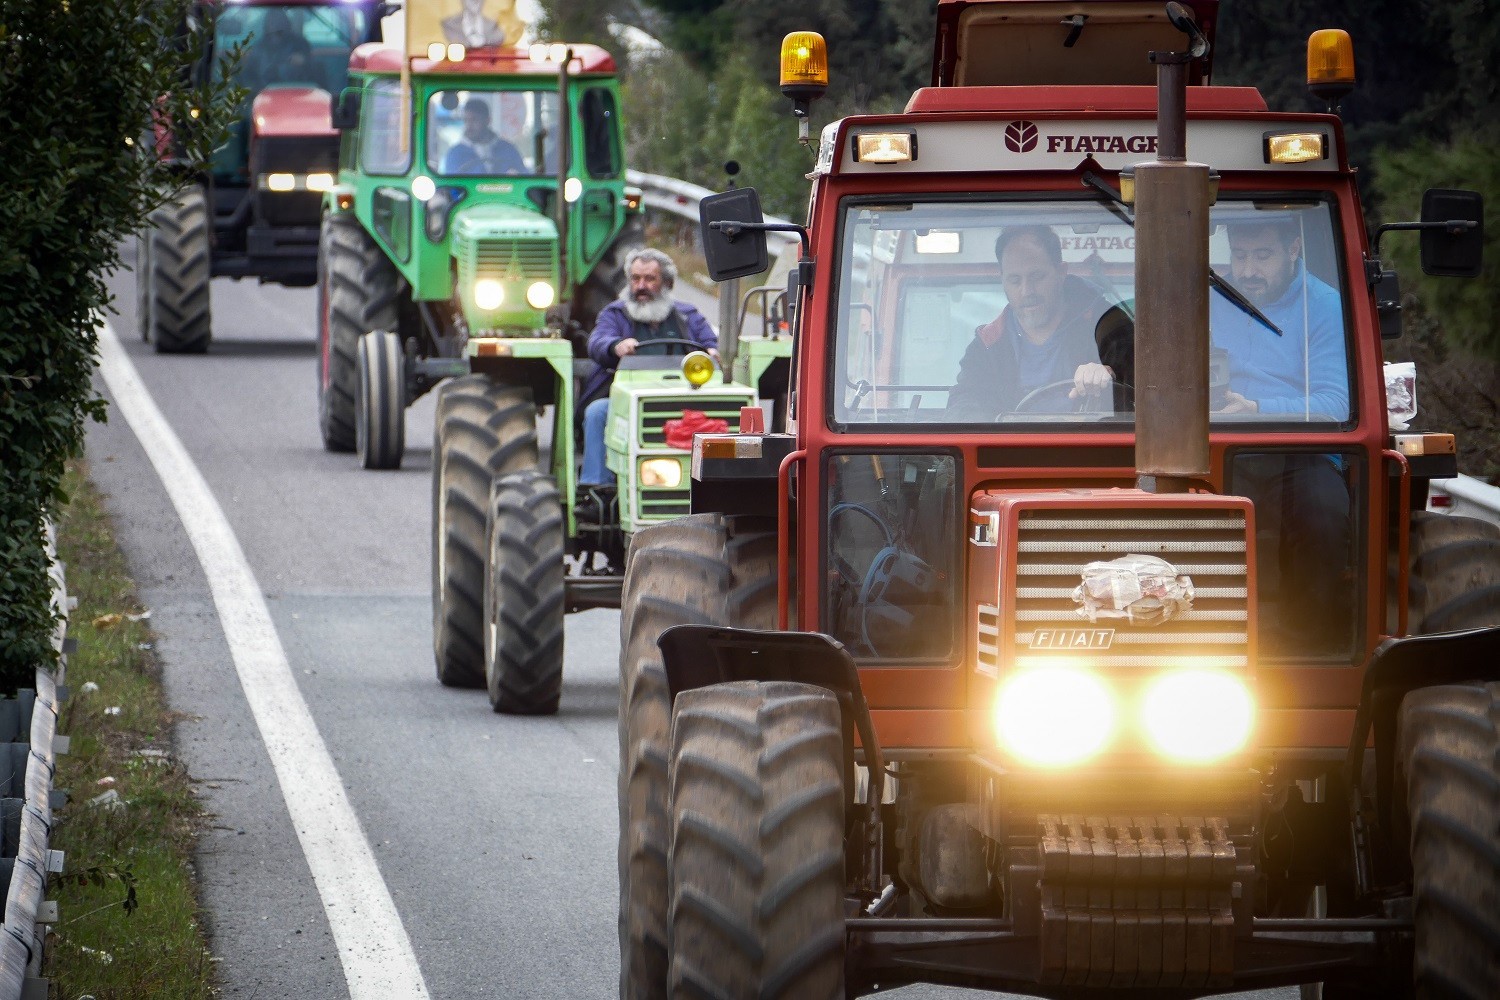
[948, 225, 1118, 420]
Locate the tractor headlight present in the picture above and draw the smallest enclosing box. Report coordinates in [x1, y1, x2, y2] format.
[639, 458, 682, 489]
[1141, 670, 1254, 763]
[681, 351, 715, 387]
[473, 279, 505, 311]
[526, 281, 555, 309]
[305, 172, 334, 192]
[995, 666, 1115, 766]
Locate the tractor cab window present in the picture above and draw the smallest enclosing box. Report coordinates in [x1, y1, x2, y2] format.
[214, 3, 369, 96]
[831, 198, 1351, 431]
[580, 88, 622, 178]
[426, 90, 560, 177]
[360, 79, 411, 175]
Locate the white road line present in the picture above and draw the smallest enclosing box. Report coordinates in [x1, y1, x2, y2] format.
[95, 319, 431, 999]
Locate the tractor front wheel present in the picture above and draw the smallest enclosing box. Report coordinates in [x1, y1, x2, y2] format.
[141, 188, 212, 354]
[318, 215, 400, 453]
[617, 513, 776, 999]
[1395, 682, 1500, 999]
[431, 376, 538, 688]
[484, 470, 565, 714]
[355, 329, 406, 470]
[667, 681, 847, 999]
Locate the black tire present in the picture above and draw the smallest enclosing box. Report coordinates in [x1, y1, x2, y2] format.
[143, 188, 212, 353]
[356, 329, 406, 470]
[318, 215, 400, 453]
[618, 514, 777, 999]
[667, 681, 846, 999]
[1394, 682, 1500, 1000]
[432, 376, 538, 688]
[1407, 512, 1500, 633]
[484, 470, 565, 714]
[135, 232, 152, 342]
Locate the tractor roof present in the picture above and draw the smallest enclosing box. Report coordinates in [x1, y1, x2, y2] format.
[349, 42, 617, 77]
[201, 0, 384, 7]
[905, 84, 1264, 114]
[931, 0, 1219, 87]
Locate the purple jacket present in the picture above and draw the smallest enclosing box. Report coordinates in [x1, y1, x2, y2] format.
[581, 299, 718, 404]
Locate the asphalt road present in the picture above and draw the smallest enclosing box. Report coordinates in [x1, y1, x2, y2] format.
[85, 250, 1293, 999]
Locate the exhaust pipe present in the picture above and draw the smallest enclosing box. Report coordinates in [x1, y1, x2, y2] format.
[1133, 4, 1213, 494]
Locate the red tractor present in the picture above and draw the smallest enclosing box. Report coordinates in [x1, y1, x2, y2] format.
[616, 2, 1497, 997]
[137, 0, 387, 352]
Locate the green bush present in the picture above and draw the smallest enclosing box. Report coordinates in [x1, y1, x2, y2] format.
[0, 0, 236, 690]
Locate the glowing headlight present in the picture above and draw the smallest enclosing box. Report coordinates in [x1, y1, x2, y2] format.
[526, 281, 555, 309]
[995, 666, 1115, 767]
[639, 458, 682, 489]
[266, 172, 295, 192]
[411, 175, 436, 202]
[564, 177, 583, 203]
[681, 351, 715, 387]
[473, 279, 505, 311]
[1141, 670, 1254, 763]
[305, 172, 334, 192]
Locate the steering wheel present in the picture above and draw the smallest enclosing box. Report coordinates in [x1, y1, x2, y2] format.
[1006, 377, 1134, 416]
[621, 336, 710, 357]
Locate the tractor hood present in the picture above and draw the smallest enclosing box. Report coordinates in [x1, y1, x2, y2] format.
[250, 86, 335, 139]
[931, 0, 1219, 87]
[450, 203, 561, 331]
[449, 202, 560, 247]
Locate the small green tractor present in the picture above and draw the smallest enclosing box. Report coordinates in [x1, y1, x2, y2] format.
[320, 40, 787, 713]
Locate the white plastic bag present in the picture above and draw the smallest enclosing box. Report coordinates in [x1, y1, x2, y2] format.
[1072, 554, 1194, 625]
[1385, 361, 1417, 429]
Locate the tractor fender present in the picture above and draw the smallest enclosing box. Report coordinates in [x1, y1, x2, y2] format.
[1347, 627, 1500, 843]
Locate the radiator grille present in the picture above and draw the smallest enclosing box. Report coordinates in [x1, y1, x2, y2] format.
[637, 488, 691, 521]
[1011, 508, 1250, 670]
[462, 238, 556, 284]
[638, 397, 748, 446]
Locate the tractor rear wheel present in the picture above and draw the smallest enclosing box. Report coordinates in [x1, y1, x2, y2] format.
[1407, 511, 1500, 633]
[617, 514, 777, 999]
[318, 215, 400, 453]
[667, 681, 847, 999]
[1395, 682, 1500, 999]
[484, 470, 565, 714]
[142, 188, 212, 354]
[431, 376, 538, 688]
[355, 329, 406, 470]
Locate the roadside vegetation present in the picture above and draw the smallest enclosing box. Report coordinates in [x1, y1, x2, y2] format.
[45, 463, 215, 1000]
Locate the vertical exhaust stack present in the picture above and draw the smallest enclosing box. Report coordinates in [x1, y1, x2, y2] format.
[1133, 3, 1213, 494]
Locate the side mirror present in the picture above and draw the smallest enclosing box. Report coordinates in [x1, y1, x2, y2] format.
[1419, 188, 1483, 278]
[331, 88, 362, 131]
[700, 188, 769, 282]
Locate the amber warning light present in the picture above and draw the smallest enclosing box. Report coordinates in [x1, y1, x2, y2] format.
[1307, 29, 1356, 107]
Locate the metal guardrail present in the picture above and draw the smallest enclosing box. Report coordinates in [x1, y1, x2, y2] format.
[1429, 473, 1500, 527]
[626, 169, 801, 255]
[0, 522, 68, 1000]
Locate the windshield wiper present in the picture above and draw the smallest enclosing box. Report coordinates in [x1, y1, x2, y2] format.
[1079, 172, 1283, 336]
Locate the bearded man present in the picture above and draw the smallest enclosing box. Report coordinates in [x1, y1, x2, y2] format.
[576, 249, 718, 513]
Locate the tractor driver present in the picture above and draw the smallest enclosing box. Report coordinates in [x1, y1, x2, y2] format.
[947, 225, 1117, 420]
[245, 9, 315, 90]
[1211, 216, 1352, 651]
[575, 249, 718, 521]
[442, 99, 526, 176]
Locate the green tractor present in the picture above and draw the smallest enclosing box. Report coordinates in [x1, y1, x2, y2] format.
[320, 41, 781, 713]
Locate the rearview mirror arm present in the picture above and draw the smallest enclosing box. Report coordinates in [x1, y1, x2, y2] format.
[709, 220, 810, 257]
[1373, 219, 1479, 257]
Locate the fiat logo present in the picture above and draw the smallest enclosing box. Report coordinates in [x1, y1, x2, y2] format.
[1004, 120, 1039, 153]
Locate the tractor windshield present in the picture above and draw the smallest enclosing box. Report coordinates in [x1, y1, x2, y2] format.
[830, 197, 1352, 430]
[214, 3, 369, 96]
[426, 90, 561, 177]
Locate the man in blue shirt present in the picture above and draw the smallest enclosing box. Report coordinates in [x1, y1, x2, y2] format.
[441, 100, 525, 176]
[1212, 217, 1352, 653]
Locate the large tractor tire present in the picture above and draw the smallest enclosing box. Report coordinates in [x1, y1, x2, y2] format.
[1394, 682, 1500, 1000]
[1407, 511, 1500, 633]
[140, 188, 212, 354]
[484, 470, 565, 714]
[667, 681, 847, 999]
[617, 514, 777, 999]
[355, 329, 406, 470]
[318, 215, 400, 453]
[431, 377, 538, 688]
